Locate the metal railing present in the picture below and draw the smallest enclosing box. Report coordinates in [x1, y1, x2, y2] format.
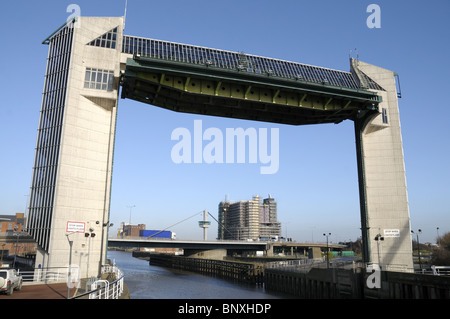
[73, 264, 124, 299]
[265, 258, 326, 273]
[431, 266, 450, 276]
[415, 265, 450, 276]
[17, 264, 125, 299]
[19, 267, 71, 284]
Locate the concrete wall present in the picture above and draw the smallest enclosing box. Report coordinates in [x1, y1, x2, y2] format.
[264, 267, 450, 299]
[183, 249, 227, 259]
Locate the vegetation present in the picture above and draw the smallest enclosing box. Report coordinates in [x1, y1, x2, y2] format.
[431, 232, 450, 266]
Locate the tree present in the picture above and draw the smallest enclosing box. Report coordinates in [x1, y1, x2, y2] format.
[431, 232, 450, 266]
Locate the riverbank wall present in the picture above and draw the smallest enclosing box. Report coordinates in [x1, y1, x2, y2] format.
[264, 266, 450, 299]
[132, 251, 450, 299]
[145, 253, 264, 284]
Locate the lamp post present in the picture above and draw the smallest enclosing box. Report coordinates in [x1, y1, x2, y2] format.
[436, 227, 440, 246]
[85, 227, 96, 278]
[411, 229, 422, 270]
[127, 204, 136, 225]
[1, 244, 6, 262]
[99, 221, 114, 275]
[65, 232, 75, 299]
[13, 226, 19, 269]
[374, 233, 384, 268]
[323, 233, 331, 269]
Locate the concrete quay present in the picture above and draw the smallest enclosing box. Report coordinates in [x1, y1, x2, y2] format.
[264, 267, 450, 299]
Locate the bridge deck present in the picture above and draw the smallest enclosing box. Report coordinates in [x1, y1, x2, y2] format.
[108, 238, 344, 251]
[120, 36, 382, 126]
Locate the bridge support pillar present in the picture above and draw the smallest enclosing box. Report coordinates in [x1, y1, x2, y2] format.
[352, 60, 413, 272]
[28, 17, 125, 278]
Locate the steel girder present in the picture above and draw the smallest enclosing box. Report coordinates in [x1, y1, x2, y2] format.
[120, 55, 381, 125]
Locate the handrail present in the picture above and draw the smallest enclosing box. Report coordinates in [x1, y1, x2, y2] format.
[71, 264, 125, 299]
[19, 267, 74, 284]
[17, 264, 124, 299]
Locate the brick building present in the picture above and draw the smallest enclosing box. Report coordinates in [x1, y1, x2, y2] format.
[0, 213, 36, 260]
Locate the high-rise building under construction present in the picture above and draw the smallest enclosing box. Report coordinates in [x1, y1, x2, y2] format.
[218, 195, 281, 240]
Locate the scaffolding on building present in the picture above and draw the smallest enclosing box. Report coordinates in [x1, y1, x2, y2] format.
[218, 195, 281, 241]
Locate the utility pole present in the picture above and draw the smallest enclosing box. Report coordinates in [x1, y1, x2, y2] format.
[412, 229, 422, 270]
[323, 232, 331, 269]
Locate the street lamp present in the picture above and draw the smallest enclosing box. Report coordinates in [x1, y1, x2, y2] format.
[127, 205, 136, 225]
[13, 225, 20, 268]
[99, 221, 114, 276]
[1, 244, 5, 262]
[436, 227, 440, 246]
[411, 229, 422, 270]
[85, 228, 96, 278]
[323, 233, 331, 269]
[65, 232, 76, 299]
[374, 233, 384, 268]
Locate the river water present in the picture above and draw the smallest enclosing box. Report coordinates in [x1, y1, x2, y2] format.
[107, 250, 292, 299]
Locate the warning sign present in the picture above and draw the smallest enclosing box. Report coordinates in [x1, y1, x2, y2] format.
[66, 221, 85, 233]
[384, 229, 400, 238]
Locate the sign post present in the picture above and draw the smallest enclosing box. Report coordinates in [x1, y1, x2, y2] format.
[65, 221, 84, 298]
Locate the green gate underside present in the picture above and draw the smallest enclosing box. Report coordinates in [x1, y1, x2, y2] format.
[121, 55, 381, 125]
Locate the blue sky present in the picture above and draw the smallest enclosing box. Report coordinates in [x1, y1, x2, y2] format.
[1, 0, 449, 244]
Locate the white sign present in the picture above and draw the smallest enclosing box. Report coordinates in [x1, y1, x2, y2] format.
[384, 229, 400, 238]
[66, 221, 85, 233]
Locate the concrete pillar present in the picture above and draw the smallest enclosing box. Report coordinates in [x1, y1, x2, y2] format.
[352, 60, 413, 271]
[30, 17, 124, 278]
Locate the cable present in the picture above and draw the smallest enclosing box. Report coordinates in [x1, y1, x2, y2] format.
[207, 211, 236, 240]
[144, 211, 203, 239]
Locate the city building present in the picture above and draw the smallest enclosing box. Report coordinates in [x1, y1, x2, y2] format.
[0, 213, 36, 260]
[119, 223, 146, 238]
[260, 196, 282, 240]
[218, 195, 281, 241]
[117, 223, 176, 239]
[0, 213, 26, 233]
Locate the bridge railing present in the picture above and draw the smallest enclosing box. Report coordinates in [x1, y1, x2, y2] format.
[414, 265, 450, 276]
[265, 258, 325, 273]
[86, 264, 124, 299]
[17, 264, 125, 299]
[68, 263, 125, 299]
[19, 267, 71, 284]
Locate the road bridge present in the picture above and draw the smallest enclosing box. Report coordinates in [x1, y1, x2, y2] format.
[107, 238, 345, 257]
[108, 238, 267, 251]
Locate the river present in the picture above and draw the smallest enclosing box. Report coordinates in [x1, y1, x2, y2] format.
[107, 250, 292, 299]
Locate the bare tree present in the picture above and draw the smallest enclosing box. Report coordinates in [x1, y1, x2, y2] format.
[431, 232, 450, 266]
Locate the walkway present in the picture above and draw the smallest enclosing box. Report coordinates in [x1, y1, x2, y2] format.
[0, 283, 76, 299]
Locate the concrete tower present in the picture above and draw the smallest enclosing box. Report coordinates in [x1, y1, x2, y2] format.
[352, 59, 413, 271]
[27, 17, 124, 277]
[198, 210, 211, 240]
